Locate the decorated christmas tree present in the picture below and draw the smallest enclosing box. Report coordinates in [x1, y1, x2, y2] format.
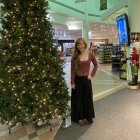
[0, 0, 70, 128]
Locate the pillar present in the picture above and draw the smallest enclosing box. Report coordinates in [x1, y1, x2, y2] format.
[82, 20, 89, 46]
[127, 0, 140, 84]
[82, 1, 89, 48]
[128, 0, 140, 32]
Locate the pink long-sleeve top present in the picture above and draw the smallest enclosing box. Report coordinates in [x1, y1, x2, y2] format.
[71, 52, 98, 85]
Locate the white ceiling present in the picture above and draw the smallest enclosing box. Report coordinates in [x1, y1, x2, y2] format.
[49, 0, 128, 41]
[104, 6, 128, 21]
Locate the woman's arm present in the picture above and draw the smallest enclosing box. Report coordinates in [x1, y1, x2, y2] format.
[90, 53, 98, 77]
[71, 59, 75, 86]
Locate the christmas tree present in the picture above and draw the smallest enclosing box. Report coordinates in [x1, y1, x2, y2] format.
[0, 0, 70, 128]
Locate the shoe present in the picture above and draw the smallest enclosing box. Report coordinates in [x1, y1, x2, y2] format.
[78, 120, 84, 126]
[83, 119, 88, 125]
[84, 119, 93, 125]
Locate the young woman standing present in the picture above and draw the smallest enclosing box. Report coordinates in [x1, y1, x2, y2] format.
[71, 37, 98, 126]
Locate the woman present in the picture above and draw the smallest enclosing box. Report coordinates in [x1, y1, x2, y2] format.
[71, 37, 98, 126]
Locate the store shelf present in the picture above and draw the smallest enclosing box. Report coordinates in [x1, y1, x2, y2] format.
[98, 44, 113, 64]
[119, 58, 127, 80]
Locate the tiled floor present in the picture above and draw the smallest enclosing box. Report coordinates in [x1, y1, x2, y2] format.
[0, 56, 128, 140]
[0, 118, 62, 140]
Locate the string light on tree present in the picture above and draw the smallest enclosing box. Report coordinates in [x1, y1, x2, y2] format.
[0, 0, 70, 129]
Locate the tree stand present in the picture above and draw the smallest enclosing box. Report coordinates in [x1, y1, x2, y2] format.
[128, 75, 139, 89]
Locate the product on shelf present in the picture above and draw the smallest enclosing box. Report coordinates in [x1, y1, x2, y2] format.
[98, 44, 113, 64]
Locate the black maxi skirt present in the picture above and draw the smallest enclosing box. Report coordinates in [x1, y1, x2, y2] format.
[71, 75, 95, 122]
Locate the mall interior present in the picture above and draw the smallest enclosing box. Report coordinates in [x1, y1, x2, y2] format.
[0, 0, 140, 140]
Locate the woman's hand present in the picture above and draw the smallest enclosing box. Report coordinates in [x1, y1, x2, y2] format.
[71, 84, 75, 89]
[87, 74, 92, 80]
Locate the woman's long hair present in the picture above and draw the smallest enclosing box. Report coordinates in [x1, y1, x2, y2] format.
[72, 38, 87, 71]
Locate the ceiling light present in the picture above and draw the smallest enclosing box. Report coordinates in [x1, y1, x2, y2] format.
[68, 25, 79, 30]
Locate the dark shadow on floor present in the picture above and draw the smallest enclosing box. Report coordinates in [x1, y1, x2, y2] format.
[54, 121, 92, 140]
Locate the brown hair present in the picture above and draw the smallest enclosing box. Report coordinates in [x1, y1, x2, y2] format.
[72, 37, 87, 71]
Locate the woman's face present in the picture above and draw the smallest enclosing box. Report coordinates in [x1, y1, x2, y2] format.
[76, 40, 86, 52]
